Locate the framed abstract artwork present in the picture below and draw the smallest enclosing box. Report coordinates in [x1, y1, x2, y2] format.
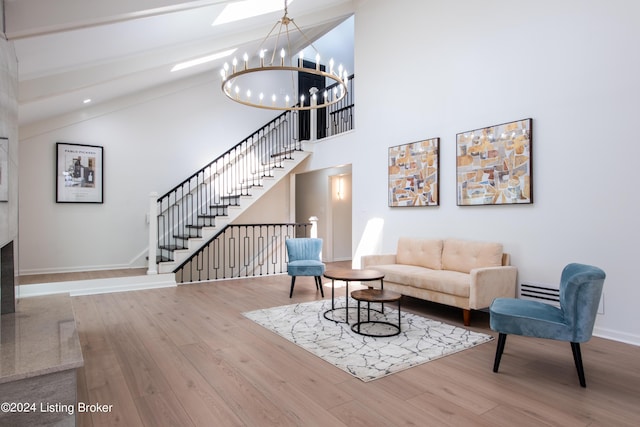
[56, 142, 104, 203]
[388, 137, 439, 206]
[456, 118, 532, 206]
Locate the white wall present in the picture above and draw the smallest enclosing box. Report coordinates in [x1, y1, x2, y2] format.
[299, 15, 355, 84]
[306, 0, 640, 344]
[18, 74, 276, 273]
[234, 176, 292, 224]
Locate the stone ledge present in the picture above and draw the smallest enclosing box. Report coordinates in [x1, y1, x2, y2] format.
[0, 294, 83, 384]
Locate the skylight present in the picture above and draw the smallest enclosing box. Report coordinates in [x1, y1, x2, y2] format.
[212, 0, 295, 26]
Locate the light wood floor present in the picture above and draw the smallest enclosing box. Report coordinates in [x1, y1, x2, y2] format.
[70, 269, 640, 427]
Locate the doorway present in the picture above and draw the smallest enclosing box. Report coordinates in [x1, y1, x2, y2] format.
[294, 165, 352, 262]
[298, 60, 327, 140]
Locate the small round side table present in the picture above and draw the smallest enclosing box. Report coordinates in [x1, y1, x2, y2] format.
[350, 288, 402, 337]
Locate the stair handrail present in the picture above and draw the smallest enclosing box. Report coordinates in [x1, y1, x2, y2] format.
[157, 73, 354, 200]
[154, 108, 299, 265]
[151, 74, 355, 272]
[158, 110, 292, 201]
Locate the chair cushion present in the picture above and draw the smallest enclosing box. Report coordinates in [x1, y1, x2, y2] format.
[442, 239, 503, 274]
[396, 237, 443, 270]
[490, 297, 572, 341]
[287, 260, 325, 277]
[369, 264, 470, 297]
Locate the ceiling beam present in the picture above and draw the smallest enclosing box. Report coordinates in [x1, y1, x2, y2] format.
[4, 0, 236, 39]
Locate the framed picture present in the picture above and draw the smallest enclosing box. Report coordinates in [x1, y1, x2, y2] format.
[0, 137, 7, 202]
[56, 142, 103, 203]
[388, 137, 439, 206]
[456, 118, 532, 206]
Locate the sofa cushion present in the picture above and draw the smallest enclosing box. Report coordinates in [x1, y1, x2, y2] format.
[372, 264, 470, 297]
[396, 237, 443, 270]
[442, 239, 503, 274]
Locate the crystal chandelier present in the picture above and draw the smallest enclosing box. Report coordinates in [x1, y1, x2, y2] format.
[220, 0, 349, 111]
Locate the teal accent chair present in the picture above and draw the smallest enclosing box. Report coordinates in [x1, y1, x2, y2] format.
[285, 238, 325, 298]
[490, 263, 605, 387]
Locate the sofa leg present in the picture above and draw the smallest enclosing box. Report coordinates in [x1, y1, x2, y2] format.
[463, 309, 471, 326]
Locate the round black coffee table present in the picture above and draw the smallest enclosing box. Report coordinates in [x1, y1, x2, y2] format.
[323, 268, 385, 323]
[350, 288, 402, 337]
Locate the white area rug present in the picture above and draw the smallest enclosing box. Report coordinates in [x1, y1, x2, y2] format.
[243, 298, 493, 382]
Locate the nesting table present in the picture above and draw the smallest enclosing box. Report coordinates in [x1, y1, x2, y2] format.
[322, 268, 403, 336]
[350, 288, 402, 337]
[323, 268, 385, 324]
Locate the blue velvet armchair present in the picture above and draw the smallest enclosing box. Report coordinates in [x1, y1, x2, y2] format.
[490, 263, 605, 387]
[285, 238, 325, 298]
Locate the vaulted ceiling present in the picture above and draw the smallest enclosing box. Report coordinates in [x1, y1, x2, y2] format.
[4, 0, 356, 126]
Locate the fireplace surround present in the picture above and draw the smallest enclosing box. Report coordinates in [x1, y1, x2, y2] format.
[1, 240, 15, 314]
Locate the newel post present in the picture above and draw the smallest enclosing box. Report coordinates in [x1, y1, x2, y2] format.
[147, 192, 158, 275]
[309, 216, 318, 238]
[309, 87, 318, 141]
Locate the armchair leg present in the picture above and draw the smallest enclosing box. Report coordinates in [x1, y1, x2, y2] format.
[493, 333, 507, 373]
[571, 342, 587, 387]
[315, 276, 324, 297]
[289, 276, 296, 298]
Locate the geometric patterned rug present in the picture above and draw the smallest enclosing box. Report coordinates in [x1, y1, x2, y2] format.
[243, 298, 493, 382]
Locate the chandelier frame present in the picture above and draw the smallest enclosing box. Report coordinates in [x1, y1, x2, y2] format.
[220, 0, 348, 111]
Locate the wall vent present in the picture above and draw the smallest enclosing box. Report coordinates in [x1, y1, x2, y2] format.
[519, 281, 560, 307]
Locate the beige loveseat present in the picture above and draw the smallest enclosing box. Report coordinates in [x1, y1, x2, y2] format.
[361, 237, 517, 325]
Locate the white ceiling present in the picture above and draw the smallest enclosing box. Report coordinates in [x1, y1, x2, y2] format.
[4, 0, 356, 126]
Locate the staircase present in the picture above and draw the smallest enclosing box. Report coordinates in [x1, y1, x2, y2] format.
[154, 112, 309, 274]
[155, 151, 311, 274]
[152, 74, 355, 278]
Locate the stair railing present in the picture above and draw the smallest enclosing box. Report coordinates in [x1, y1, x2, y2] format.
[149, 75, 355, 274]
[155, 110, 299, 264]
[174, 223, 312, 283]
[327, 74, 355, 137]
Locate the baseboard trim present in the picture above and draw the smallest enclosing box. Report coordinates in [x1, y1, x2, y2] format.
[593, 326, 640, 347]
[18, 264, 146, 276]
[17, 274, 177, 298]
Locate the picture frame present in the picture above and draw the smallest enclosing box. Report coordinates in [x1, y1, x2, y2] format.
[388, 137, 439, 206]
[456, 118, 532, 206]
[0, 137, 7, 202]
[56, 142, 104, 203]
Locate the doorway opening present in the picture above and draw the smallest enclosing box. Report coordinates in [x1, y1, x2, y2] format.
[294, 165, 352, 262]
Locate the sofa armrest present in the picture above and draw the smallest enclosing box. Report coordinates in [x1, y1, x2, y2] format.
[469, 266, 518, 309]
[361, 254, 396, 269]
